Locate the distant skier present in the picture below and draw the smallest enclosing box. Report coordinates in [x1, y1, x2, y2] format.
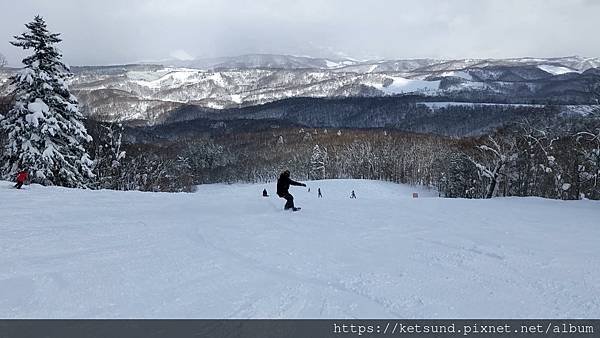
[350, 190, 356, 199]
[14, 170, 28, 189]
[308, 187, 311, 193]
[318, 188, 322, 198]
[262, 189, 269, 197]
[277, 170, 306, 211]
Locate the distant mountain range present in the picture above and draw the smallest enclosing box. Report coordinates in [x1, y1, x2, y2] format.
[1, 54, 599, 126]
[153, 54, 600, 73]
[159, 54, 360, 70]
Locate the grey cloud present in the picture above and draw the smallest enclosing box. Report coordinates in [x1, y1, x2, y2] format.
[0, 0, 598, 66]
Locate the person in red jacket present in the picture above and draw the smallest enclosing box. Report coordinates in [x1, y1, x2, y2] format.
[14, 170, 28, 189]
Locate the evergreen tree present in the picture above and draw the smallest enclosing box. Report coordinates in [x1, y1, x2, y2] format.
[444, 153, 481, 198]
[89, 122, 125, 189]
[0, 52, 7, 68]
[1, 16, 93, 187]
[310, 144, 327, 180]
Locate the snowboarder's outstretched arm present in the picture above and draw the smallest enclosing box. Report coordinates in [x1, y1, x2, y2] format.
[289, 179, 306, 187]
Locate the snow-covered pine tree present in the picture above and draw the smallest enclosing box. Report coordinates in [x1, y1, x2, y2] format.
[310, 144, 327, 180]
[444, 152, 481, 198]
[90, 123, 126, 189]
[1, 16, 93, 187]
[0, 52, 7, 68]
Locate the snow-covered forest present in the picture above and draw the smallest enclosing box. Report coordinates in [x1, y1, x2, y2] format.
[81, 114, 600, 200]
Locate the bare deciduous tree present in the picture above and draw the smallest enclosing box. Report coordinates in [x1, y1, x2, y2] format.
[469, 134, 518, 198]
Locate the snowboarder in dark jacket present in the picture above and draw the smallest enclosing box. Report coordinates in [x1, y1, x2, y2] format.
[277, 170, 306, 211]
[262, 189, 269, 197]
[14, 170, 28, 189]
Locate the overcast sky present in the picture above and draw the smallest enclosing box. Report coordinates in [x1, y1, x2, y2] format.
[1, 0, 598, 66]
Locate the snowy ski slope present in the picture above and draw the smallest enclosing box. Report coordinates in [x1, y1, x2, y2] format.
[1, 179, 599, 318]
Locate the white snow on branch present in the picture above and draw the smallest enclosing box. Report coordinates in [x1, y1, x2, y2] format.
[25, 98, 49, 127]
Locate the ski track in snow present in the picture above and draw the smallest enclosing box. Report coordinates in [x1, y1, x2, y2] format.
[0, 179, 599, 318]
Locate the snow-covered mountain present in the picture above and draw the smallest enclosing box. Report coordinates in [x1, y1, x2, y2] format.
[2, 179, 599, 318]
[1, 55, 599, 124]
[69, 68, 447, 122]
[158, 54, 600, 73]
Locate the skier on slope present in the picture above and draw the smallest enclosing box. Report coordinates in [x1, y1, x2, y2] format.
[14, 169, 28, 189]
[277, 170, 306, 211]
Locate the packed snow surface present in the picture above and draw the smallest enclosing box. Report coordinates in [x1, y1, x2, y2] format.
[1, 180, 599, 318]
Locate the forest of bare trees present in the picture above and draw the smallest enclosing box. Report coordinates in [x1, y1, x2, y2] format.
[79, 109, 600, 200]
[437, 114, 600, 200]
